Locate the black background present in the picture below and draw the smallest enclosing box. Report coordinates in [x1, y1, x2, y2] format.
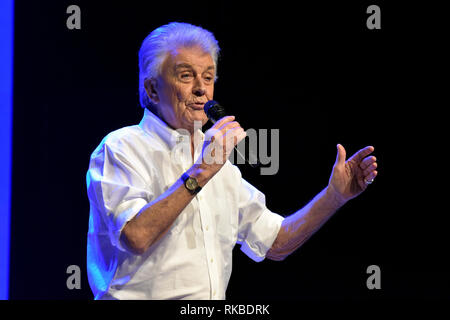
[10, 0, 448, 301]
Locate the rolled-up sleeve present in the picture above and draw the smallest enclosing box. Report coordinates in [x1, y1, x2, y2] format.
[86, 140, 153, 252]
[237, 178, 284, 262]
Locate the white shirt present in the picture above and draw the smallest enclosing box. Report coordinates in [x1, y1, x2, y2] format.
[86, 108, 284, 300]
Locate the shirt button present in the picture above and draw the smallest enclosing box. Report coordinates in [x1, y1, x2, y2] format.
[210, 258, 214, 263]
[177, 136, 184, 143]
[205, 225, 209, 231]
[213, 291, 216, 296]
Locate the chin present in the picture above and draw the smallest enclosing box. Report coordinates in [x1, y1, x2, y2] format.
[193, 117, 208, 128]
[190, 112, 208, 123]
[182, 113, 207, 130]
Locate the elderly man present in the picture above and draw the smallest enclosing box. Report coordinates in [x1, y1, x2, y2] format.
[86, 22, 378, 300]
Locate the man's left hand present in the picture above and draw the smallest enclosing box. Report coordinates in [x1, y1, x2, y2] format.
[327, 144, 378, 205]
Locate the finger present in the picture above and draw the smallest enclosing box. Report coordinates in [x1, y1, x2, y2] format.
[212, 115, 235, 130]
[204, 127, 221, 142]
[216, 122, 242, 146]
[205, 120, 240, 142]
[223, 126, 244, 144]
[214, 125, 244, 149]
[335, 144, 346, 167]
[363, 170, 378, 184]
[349, 146, 374, 164]
[357, 170, 377, 190]
[224, 127, 245, 152]
[229, 127, 246, 145]
[236, 129, 247, 144]
[219, 121, 241, 134]
[359, 156, 377, 170]
[363, 162, 378, 176]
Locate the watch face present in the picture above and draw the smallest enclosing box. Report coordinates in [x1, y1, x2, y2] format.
[186, 177, 198, 190]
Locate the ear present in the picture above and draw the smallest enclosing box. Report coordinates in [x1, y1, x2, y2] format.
[144, 78, 160, 104]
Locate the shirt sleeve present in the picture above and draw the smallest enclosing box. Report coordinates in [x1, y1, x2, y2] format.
[86, 139, 153, 252]
[236, 176, 284, 262]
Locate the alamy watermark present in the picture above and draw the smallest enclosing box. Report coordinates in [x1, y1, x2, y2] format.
[66, 264, 81, 290]
[66, 5, 81, 30]
[171, 121, 280, 176]
[366, 5, 381, 30]
[366, 264, 381, 290]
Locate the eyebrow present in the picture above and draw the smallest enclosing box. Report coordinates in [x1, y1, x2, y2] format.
[174, 63, 215, 72]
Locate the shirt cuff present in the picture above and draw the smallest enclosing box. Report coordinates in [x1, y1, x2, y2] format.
[240, 209, 284, 262]
[111, 198, 147, 252]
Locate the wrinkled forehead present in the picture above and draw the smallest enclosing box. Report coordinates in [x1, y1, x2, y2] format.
[163, 45, 215, 73]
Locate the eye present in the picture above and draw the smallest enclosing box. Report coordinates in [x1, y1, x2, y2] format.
[179, 72, 194, 81]
[203, 74, 214, 83]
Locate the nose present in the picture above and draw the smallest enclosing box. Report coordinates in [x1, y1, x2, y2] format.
[192, 75, 206, 96]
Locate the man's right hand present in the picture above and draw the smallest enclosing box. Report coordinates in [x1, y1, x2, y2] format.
[195, 115, 246, 181]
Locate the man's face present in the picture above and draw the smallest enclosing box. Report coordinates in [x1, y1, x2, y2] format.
[149, 45, 215, 132]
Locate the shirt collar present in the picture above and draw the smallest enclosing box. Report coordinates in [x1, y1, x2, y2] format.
[139, 108, 204, 150]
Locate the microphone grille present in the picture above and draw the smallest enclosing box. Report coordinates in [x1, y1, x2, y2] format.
[204, 100, 226, 122]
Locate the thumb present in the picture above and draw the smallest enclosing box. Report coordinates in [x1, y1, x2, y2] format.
[335, 144, 346, 167]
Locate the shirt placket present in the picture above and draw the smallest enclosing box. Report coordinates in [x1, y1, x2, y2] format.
[197, 197, 220, 299]
[192, 133, 220, 299]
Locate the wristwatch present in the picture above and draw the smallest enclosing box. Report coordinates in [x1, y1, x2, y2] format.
[181, 172, 202, 195]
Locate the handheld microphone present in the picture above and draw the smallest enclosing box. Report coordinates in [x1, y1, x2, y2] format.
[204, 100, 261, 168]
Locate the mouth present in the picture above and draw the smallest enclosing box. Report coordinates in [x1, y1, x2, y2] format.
[187, 102, 206, 110]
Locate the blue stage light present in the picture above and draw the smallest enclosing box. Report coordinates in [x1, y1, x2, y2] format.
[0, 0, 14, 300]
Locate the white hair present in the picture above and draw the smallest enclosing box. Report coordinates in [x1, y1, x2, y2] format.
[138, 22, 220, 109]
